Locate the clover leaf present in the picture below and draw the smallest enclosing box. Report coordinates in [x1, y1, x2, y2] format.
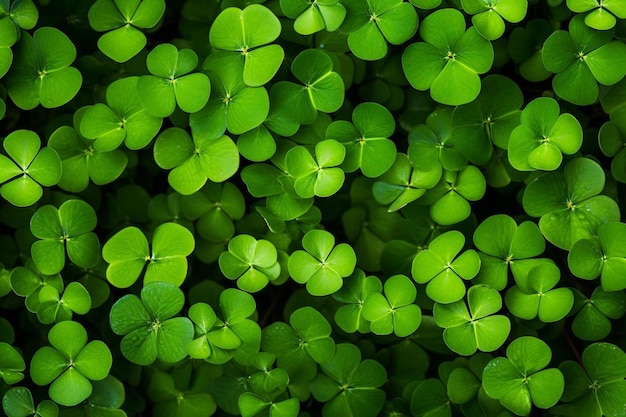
[5, 27, 81, 109]
[68, 375, 127, 417]
[412, 230, 481, 304]
[9, 259, 63, 313]
[460, 0, 528, 40]
[566, 0, 626, 30]
[36, 281, 91, 324]
[522, 157, 621, 250]
[219, 234, 280, 293]
[570, 287, 626, 341]
[482, 336, 565, 416]
[362, 274, 422, 337]
[2, 387, 58, 417]
[0, 130, 61, 207]
[136, 43, 210, 117]
[568, 221, 626, 291]
[239, 393, 299, 417]
[0, 13, 18, 78]
[88, 0, 165, 62]
[402, 8, 494, 105]
[505, 262, 574, 322]
[434, 284, 510, 356]
[599, 116, 626, 183]
[270, 48, 344, 126]
[109, 281, 193, 365]
[209, 4, 284, 87]
[554, 343, 626, 417]
[102, 222, 195, 288]
[508, 97, 583, 171]
[48, 121, 128, 193]
[340, 0, 418, 61]
[288, 229, 357, 296]
[29, 199, 100, 275]
[326, 102, 397, 178]
[449, 75, 523, 165]
[0, 342, 25, 384]
[285, 140, 346, 198]
[153, 127, 239, 195]
[280, 0, 345, 35]
[310, 343, 386, 417]
[80, 76, 162, 151]
[30, 321, 112, 407]
[332, 269, 383, 333]
[542, 15, 626, 105]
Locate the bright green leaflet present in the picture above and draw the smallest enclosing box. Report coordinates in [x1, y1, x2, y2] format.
[79, 76, 162, 151]
[0, 342, 25, 384]
[67, 375, 127, 417]
[450, 74, 524, 164]
[341, 0, 418, 61]
[566, 0, 626, 30]
[187, 302, 218, 360]
[568, 222, 626, 291]
[48, 123, 128, 193]
[153, 127, 239, 195]
[0, 129, 62, 207]
[542, 15, 626, 105]
[472, 214, 546, 291]
[332, 269, 383, 333]
[136, 43, 210, 117]
[109, 281, 193, 365]
[372, 152, 441, 212]
[504, 262, 574, 322]
[362, 274, 421, 337]
[237, 125, 276, 162]
[599, 116, 626, 183]
[219, 234, 280, 293]
[2, 387, 58, 417]
[460, 0, 528, 40]
[482, 336, 565, 416]
[30, 321, 112, 407]
[288, 229, 357, 296]
[5, 26, 82, 110]
[9, 259, 64, 313]
[209, 4, 284, 87]
[554, 343, 626, 417]
[36, 281, 92, 324]
[412, 230, 481, 304]
[508, 97, 583, 171]
[29, 199, 100, 275]
[280, 0, 345, 35]
[310, 343, 386, 417]
[570, 287, 626, 341]
[270, 48, 344, 126]
[285, 140, 346, 198]
[522, 157, 621, 250]
[402, 8, 494, 106]
[433, 285, 510, 356]
[88, 0, 166, 62]
[239, 393, 299, 417]
[326, 102, 397, 178]
[0, 14, 18, 78]
[0, 0, 38, 32]
[102, 222, 195, 288]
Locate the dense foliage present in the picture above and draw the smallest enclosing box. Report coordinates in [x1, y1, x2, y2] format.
[1, 0, 626, 416]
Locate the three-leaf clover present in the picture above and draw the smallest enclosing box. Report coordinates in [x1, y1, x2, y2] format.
[36, 281, 91, 324]
[482, 336, 565, 416]
[460, 0, 528, 40]
[508, 97, 583, 171]
[288, 229, 357, 296]
[30, 321, 113, 406]
[434, 284, 511, 356]
[9, 260, 64, 313]
[522, 157, 620, 250]
[0, 130, 61, 207]
[153, 127, 239, 195]
[102, 222, 195, 288]
[5, 27, 82, 109]
[29, 199, 100, 275]
[412, 230, 481, 304]
[209, 4, 284, 87]
[504, 262, 574, 322]
[568, 221, 626, 291]
[109, 281, 194, 365]
[362, 274, 422, 337]
[2, 387, 58, 417]
[566, 0, 626, 30]
[285, 140, 346, 198]
[219, 234, 280, 293]
[88, 0, 166, 62]
[402, 8, 494, 105]
[570, 287, 626, 341]
[280, 0, 346, 35]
